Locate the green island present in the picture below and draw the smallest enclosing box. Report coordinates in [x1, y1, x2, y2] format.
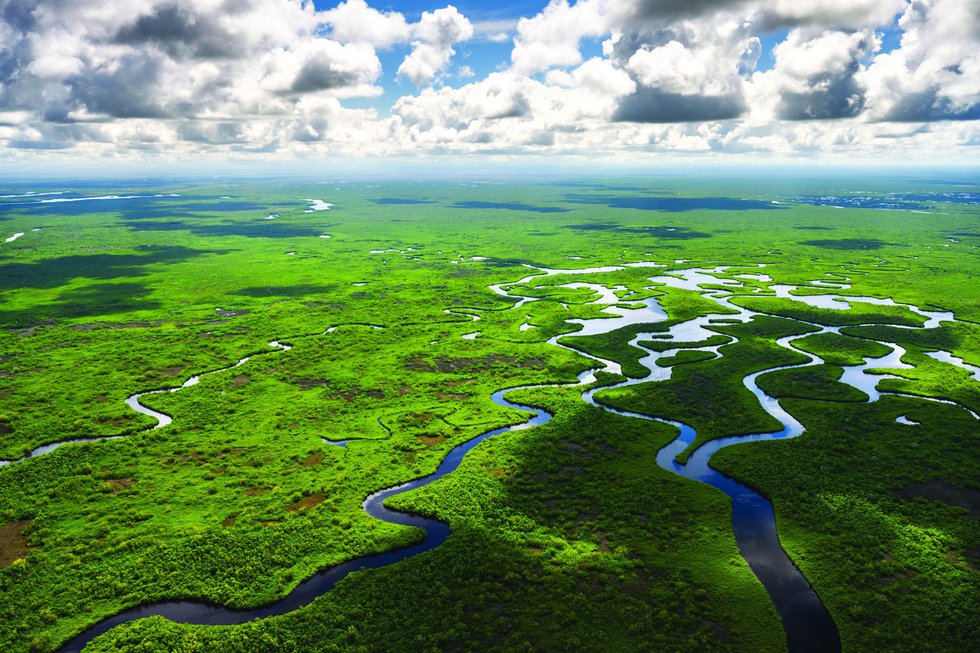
[1, 174, 977, 653]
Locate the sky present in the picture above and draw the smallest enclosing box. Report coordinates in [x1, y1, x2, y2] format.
[0, 0, 977, 170]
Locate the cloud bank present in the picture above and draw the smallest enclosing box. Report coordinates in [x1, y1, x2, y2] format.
[0, 0, 976, 163]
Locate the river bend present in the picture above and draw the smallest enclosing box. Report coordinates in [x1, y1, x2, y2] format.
[42, 264, 978, 652]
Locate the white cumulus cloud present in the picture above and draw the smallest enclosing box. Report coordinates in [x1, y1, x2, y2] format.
[397, 6, 473, 85]
[511, 0, 609, 74]
[0, 0, 976, 163]
[319, 0, 411, 48]
[749, 29, 876, 120]
[861, 0, 980, 121]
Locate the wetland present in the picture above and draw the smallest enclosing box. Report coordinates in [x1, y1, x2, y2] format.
[0, 173, 977, 652]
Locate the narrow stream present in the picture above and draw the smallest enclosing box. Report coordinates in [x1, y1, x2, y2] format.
[42, 263, 978, 652]
[58, 390, 553, 653]
[548, 271, 841, 653]
[568, 267, 973, 652]
[1, 342, 292, 467]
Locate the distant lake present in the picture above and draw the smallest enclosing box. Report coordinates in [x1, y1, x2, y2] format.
[564, 195, 784, 212]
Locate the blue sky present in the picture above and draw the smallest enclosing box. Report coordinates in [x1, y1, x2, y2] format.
[318, 0, 538, 113]
[325, 2, 905, 115]
[319, 1, 545, 22]
[0, 0, 976, 166]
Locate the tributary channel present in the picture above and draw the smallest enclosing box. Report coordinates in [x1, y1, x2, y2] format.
[48, 264, 978, 652]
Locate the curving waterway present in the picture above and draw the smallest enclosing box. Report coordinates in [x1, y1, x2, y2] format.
[40, 263, 979, 652]
[561, 268, 842, 653]
[58, 389, 553, 652]
[2, 341, 293, 468]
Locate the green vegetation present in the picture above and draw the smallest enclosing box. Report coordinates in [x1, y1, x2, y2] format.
[566, 287, 737, 378]
[792, 332, 892, 366]
[655, 349, 718, 368]
[729, 296, 926, 328]
[0, 174, 977, 652]
[755, 364, 869, 403]
[595, 316, 817, 460]
[713, 396, 978, 652]
[641, 334, 732, 352]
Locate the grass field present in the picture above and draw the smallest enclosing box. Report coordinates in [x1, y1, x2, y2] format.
[0, 172, 977, 652]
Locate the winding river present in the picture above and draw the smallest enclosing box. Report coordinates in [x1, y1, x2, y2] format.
[58, 389, 552, 653]
[32, 263, 978, 652]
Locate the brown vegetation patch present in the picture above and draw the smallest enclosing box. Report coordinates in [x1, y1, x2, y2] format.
[73, 321, 161, 331]
[0, 419, 10, 436]
[285, 493, 326, 513]
[596, 442, 623, 457]
[291, 376, 328, 390]
[894, 480, 980, 518]
[0, 520, 31, 568]
[94, 416, 135, 428]
[222, 516, 237, 528]
[245, 487, 270, 496]
[491, 468, 507, 479]
[301, 452, 324, 467]
[398, 385, 413, 396]
[158, 365, 186, 377]
[417, 435, 446, 447]
[405, 353, 545, 374]
[231, 375, 251, 387]
[437, 391, 468, 400]
[104, 478, 135, 494]
[401, 411, 434, 427]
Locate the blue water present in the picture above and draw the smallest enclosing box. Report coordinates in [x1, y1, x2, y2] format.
[565, 195, 784, 212]
[451, 201, 570, 213]
[56, 389, 551, 653]
[0, 196, 267, 217]
[795, 192, 979, 210]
